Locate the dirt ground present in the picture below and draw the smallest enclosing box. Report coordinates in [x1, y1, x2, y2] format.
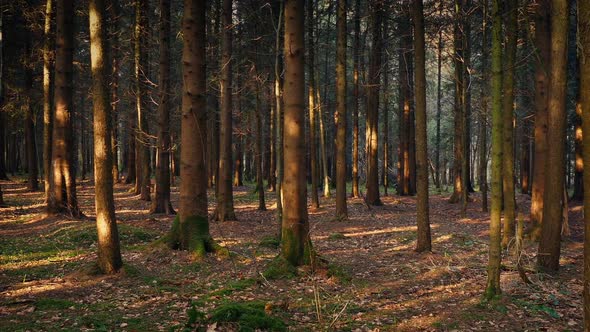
[0, 178, 584, 331]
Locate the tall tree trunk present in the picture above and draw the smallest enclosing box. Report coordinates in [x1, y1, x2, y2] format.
[151, 0, 174, 214]
[108, 0, 120, 184]
[48, 0, 82, 218]
[89, 0, 123, 273]
[537, 0, 568, 273]
[282, 0, 313, 266]
[365, 1, 383, 206]
[450, 0, 466, 204]
[335, 0, 347, 218]
[501, 0, 518, 248]
[274, 2, 284, 233]
[351, 0, 360, 198]
[255, 74, 266, 211]
[479, 0, 489, 212]
[318, 87, 330, 198]
[578, 0, 590, 327]
[435, 3, 443, 190]
[134, 0, 150, 201]
[530, 0, 551, 241]
[125, 120, 136, 184]
[43, 0, 54, 197]
[216, 0, 236, 221]
[308, 0, 319, 208]
[485, 0, 503, 299]
[167, 0, 219, 258]
[413, 0, 431, 252]
[24, 35, 39, 191]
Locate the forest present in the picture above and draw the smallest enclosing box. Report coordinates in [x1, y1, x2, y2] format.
[0, 0, 589, 330]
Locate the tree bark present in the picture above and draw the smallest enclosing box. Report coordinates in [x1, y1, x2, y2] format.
[365, 1, 383, 206]
[307, 0, 319, 208]
[43, 0, 54, 197]
[89, 0, 123, 273]
[530, 0, 551, 241]
[24, 35, 38, 191]
[108, 0, 120, 184]
[282, 0, 313, 266]
[216, 0, 237, 221]
[335, 0, 347, 218]
[501, 0, 517, 248]
[578, 0, 590, 327]
[435, 2, 443, 190]
[48, 0, 82, 218]
[479, 0, 489, 212]
[151, 0, 174, 214]
[351, 0, 361, 198]
[485, 0, 503, 299]
[413, 0, 431, 252]
[537, 0, 568, 273]
[134, 0, 150, 201]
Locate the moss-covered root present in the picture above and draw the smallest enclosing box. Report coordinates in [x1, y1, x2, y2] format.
[165, 215, 229, 260]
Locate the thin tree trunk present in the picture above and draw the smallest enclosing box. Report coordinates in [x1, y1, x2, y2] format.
[135, 0, 150, 201]
[413, 0, 431, 252]
[318, 86, 330, 198]
[255, 74, 266, 211]
[151, 0, 174, 214]
[485, 0, 503, 299]
[479, 0, 489, 212]
[435, 3, 443, 190]
[501, 0, 517, 248]
[43, 0, 54, 197]
[89, 0, 123, 273]
[24, 36, 38, 191]
[274, 2, 283, 234]
[282, 0, 313, 266]
[351, 0, 360, 198]
[537, 0, 569, 273]
[216, 0, 237, 221]
[308, 0, 319, 208]
[365, 1, 383, 206]
[335, 0, 347, 218]
[108, 0, 120, 184]
[578, 0, 590, 327]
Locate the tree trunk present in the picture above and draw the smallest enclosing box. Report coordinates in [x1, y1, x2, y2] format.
[24, 35, 38, 191]
[216, 0, 236, 221]
[335, 0, 347, 218]
[537, 0, 568, 273]
[530, 0, 551, 241]
[167, 0, 219, 259]
[578, 0, 590, 327]
[501, 0, 517, 248]
[43, 0, 54, 197]
[351, 0, 360, 198]
[365, 1, 383, 206]
[435, 2, 443, 190]
[274, 1, 284, 234]
[151, 0, 174, 214]
[282, 0, 313, 266]
[413, 0, 431, 252]
[255, 75, 266, 211]
[89, 0, 123, 274]
[307, 0, 319, 208]
[108, 0, 120, 184]
[479, 0, 489, 212]
[485, 0, 503, 299]
[48, 0, 82, 218]
[134, 0, 150, 201]
[450, 0, 466, 204]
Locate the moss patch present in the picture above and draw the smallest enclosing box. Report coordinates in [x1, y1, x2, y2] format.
[209, 301, 287, 332]
[263, 256, 297, 280]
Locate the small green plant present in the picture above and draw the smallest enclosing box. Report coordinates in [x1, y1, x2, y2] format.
[35, 298, 77, 310]
[327, 263, 352, 284]
[211, 278, 257, 296]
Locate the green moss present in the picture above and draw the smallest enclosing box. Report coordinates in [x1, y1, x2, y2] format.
[263, 256, 297, 280]
[211, 278, 257, 296]
[259, 236, 280, 249]
[35, 298, 77, 310]
[209, 302, 286, 332]
[165, 215, 227, 260]
[327, 263, 352, 284]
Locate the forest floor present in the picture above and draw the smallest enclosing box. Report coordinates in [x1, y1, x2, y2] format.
[0, 177, 584, 331]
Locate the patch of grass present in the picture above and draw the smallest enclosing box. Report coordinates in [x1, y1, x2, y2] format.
[210, 301, 287, 332]
[211, 278, 257, 296]
[432, 321, 459, 330]
[35, 298, 77, 310]
[263, 257, 297, 280]
[328, 232, 346, 240]
[512, 298, 559, 319]
[259, 236, 280, 249]
[399, 232, 417, 244]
